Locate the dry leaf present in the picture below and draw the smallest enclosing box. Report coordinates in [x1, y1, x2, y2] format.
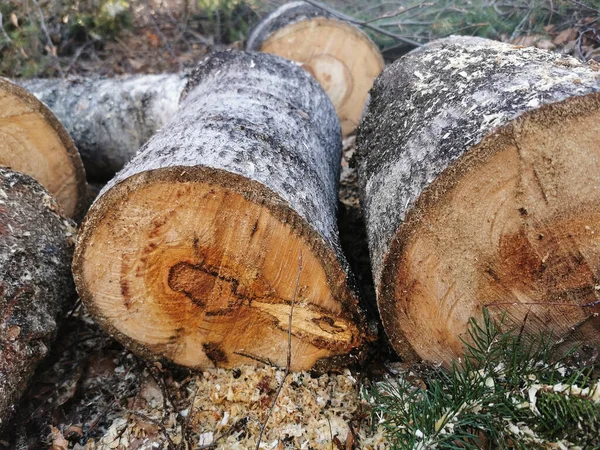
[536, 40, 556, 50]
[145, 31, 160, 47]
[65, 424, 84, 439]
[139, 379, 163, 407]
[10, 13, 18, 28]
[49, 426, 68, 450]
[553, 28, 578, 46]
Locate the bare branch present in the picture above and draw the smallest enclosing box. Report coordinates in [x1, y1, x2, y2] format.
[0, 13, 13, 45]
[30, 0, 63, 77]
[364, 3, 434, 25]
[300, 0, 423, 47]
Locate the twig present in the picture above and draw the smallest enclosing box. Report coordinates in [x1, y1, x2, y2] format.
[65, 40, 95, 75]
[0, 13, 13, 45]
[233, 351, 278, 367]
[180, 375, 200, 450]
[328, 416, 333, 450]
[300, 0, 422, 47]
[115, 406, 177, 449]
[148, 10, 177, 60]
[485, 300, 600, 308]
[510, 10, 532, 41]
[30, 0, 63, 77]
[197, 418, 249, 449]
[567, 0, 599, 13]
[84, 363, 137, 437]
[364, 3, 434, 25]
[254, 252, 303, 450]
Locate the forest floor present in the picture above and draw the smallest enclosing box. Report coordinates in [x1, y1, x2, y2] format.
[1, 1, 600, 449]
[3, 139, 399, 450]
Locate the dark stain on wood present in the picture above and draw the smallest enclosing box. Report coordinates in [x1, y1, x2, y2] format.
[121, 280, 131, 306]
[121, 257, 133, 309]
[312, 316, 345, 334]
[203, 342, 228, 365]
[485, 266, 501, 282]
[168, 261, 241, 308]
[498, 229, 543, 284]
[250, 219, 259, 237]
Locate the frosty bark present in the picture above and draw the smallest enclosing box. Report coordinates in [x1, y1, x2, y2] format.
[247, 1, 383, 136]
[0, 168, 76, 427]
[357, 36, 600, 365]
[74, 51, 368, 371]
[0, 78, 86, 219]
[21, 73, 188, 181]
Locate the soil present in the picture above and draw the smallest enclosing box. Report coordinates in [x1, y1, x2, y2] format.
[1, 2, 599, 448]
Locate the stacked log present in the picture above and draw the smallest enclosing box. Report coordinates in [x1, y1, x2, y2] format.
[0, 168, 76, 426]
[0, 78, 86, 219]
[73, 51, 369, 371]
[21, 73, 188, 181]
[357, 36, 600, 366]
[247, 1, 384, 136]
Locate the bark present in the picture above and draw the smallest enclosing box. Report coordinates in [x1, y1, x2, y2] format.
[357, 36, 600, 364]
[246, 1, 328, 51]
[20, 73, 188, 181]
[74, 51, 370, 371]
[0, 168, 76, 427]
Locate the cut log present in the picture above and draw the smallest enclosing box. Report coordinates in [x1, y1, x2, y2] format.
[20, 73, 188, 181]
[73, 51, 368, 371]
[0, 78, 86, 219]
[0, 168, 76, 427]
[247, 1, 384, 137]
[357, 36, 600, 366]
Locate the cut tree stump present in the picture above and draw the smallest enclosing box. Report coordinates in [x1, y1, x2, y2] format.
[247, 1, 384, 137]
[21, 73, 188, 181]
[357, 36, 600, 366]
[0, 78, 86, 219]
[73, 51, 368, 371]
[0, 168, 76, 427]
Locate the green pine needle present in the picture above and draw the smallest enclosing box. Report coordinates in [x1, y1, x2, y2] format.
[366, 308, 600, 449]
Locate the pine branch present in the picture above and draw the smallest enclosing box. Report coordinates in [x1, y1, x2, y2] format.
[366, 308, 600, 449]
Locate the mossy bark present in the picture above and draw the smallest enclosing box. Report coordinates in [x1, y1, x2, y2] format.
[0, 168, 76, 427]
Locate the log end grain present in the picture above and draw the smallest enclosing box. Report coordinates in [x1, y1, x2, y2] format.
[248, 2, 383, 136]
[380, 94, 600, 366]
[74, 167, 366, 371]
[358, 37, 600, 366]
[0, 78, 87, 219]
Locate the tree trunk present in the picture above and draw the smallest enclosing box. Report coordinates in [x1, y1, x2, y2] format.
[0, 168, 76, 427]
[357, 36, 600, 366]
[0, 78, 87, 219]
[247, 1, 383, 137]
[20, 73, 188, 181]
[73, 51, 369, 372]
